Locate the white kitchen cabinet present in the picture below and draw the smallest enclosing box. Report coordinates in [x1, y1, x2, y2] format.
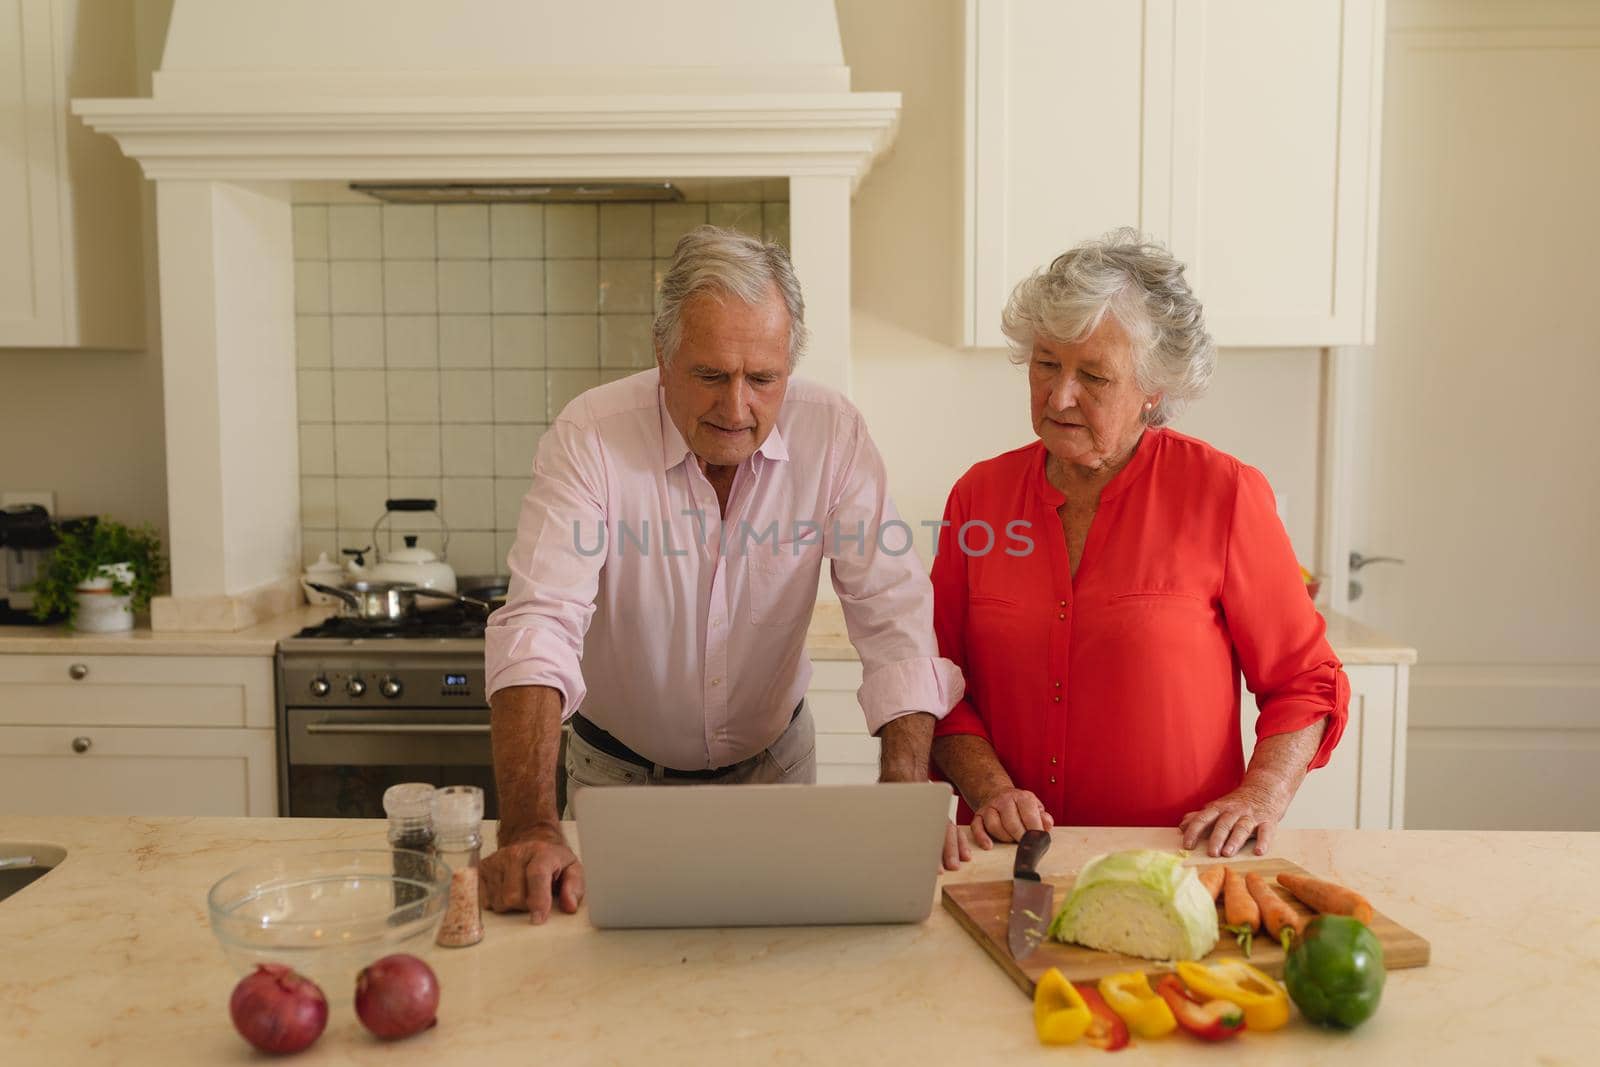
[807, 656, 1408, 829]
[963, 0, 1385, 348]
[1241, 662, 1410, 830]
[0, 0, 145, 348]
[0, 653, 277, 815]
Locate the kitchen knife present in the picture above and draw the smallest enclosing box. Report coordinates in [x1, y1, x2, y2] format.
[1006, 828, 1054, 960]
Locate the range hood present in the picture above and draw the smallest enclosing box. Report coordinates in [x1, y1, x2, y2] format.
[73, 0, 900, 631]
[349, 181, 683, 204]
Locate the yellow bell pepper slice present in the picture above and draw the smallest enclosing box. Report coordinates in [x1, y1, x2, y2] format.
[1033, 967, 1092, 1045]
[1097, 970, 1177, 1039]
[1175, 958, 1291, 1032]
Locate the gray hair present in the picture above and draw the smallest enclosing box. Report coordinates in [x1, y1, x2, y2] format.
[653, 225, 808, 367]
[1002, 227, 1215, 426]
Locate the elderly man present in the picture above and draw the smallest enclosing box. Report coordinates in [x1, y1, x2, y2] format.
[482, 226, 967, 921]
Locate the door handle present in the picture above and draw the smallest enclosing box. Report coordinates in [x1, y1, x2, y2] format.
[1349, 551, 1405, 572]
[302, 722, 491, 736]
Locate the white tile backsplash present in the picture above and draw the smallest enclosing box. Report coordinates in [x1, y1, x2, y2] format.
[295, 262, 330, 314]
[442, 423, 494, 476]
[438, 205, 490, 259]
[388, 424, 441, 477]
[385, 316, 438, 368]
[331, 315, 385, 368]
[438, 260, 492, 313]
[491, 260, 546, 314]
[330, 261, 384, 313]
[547, 315, 600, 369]
[382, 205, 436, 259]
[332, 369, 387, 423]
[439, 314, 492, 368]
[334, 424, 388, 476]
[383, 260, 438, 314]
[492, 315, 545, 368]
[439, 369, 493, 422]
[296, 315, 332, 368]
[329, 205, 382, 259]
[386, 369, 441, 423]
[442, 477, 495, 531]
[545, 204, 598, 258]
[491, 369, 546, 423]
[490, 204, 543, 258]
[295, 186, 786, 563]
[293, 206, 329, 260]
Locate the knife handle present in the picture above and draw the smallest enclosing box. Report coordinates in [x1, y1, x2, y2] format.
[1013, 828, 1051, 881]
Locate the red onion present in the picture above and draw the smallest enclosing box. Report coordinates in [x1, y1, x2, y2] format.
[228, 963, 328, 1055]
[354, 954, 440, 1040]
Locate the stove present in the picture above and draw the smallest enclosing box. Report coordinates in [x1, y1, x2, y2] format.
[276, 606, 497, 819]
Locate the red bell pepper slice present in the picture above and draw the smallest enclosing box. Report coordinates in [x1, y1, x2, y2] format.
[1154, 974, 1245, 1042]
[1074, 982, 1131, 1051]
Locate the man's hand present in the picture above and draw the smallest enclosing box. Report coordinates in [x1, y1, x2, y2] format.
[1178, 772, 1291, 858]
[480, 823, 585, 923]
[969, 787, 1054, 848]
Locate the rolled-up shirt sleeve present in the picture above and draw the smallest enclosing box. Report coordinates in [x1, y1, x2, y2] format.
[824, 410, 964, 736]
[1222, 464, 1349, 769]
[484, 415, 608, 714]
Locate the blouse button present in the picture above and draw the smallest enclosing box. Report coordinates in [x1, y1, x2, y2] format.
[1052, 695, 1061, 703]
[1053, 681, 1061, 688]
[1050, 756, 1058, 766]
[1056, 613, 1066, 621]
[1058, 600, 1066, 607]
[1049, 776, 1057, 785]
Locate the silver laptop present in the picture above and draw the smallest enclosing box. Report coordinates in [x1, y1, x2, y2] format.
[573, 782, 952, 928]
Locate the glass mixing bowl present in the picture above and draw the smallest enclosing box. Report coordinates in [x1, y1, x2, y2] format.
[207, 849, 449, 994]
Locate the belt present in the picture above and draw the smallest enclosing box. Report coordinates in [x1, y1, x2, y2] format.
[571, 702, 803, 781]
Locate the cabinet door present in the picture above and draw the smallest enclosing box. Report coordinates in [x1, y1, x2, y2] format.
[807, 660, 880, 785]
[1240, 662, 1402, 829]
[0, 725, 278, 816]
[1172, 0, 1385, 346]
[964, 0, 1173, 347]
[0, 0, 68, 344]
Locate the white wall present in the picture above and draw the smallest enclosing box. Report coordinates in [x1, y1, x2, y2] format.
[0, 0, 172, 536]
[839, 0, 1325, 564]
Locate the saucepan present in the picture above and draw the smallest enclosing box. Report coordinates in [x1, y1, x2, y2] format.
[305, 580, 491, 623]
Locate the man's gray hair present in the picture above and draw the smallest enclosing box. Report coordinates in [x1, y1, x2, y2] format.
[653, 225, 808, 367]
[1002, 228, 1216, 426]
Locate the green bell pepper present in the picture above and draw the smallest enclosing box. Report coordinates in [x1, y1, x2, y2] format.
[1283, 914, 1387, 1028]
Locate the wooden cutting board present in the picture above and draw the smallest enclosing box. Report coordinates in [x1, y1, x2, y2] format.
[942, 857, 1429, 997]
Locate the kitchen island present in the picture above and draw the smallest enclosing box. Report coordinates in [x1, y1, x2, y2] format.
[2, 817, 1591, 1065]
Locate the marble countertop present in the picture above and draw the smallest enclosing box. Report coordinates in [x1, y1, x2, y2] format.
[2, 816, 1589, 1064]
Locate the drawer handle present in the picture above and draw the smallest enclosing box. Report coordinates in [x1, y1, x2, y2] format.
[69, 663, 89, 680]
[71, 736, 92, 754]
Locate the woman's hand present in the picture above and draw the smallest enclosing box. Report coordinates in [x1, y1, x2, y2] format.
[1179, 773, 1292, 858]
[970, 787, 1055, 848]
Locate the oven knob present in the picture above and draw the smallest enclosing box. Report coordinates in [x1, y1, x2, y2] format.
[309, 677, 331, 697]
[347, 677, 367, 697]
[380, 677, 403, 699]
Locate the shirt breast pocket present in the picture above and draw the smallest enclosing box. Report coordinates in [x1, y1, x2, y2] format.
[746, 541, 823, 627]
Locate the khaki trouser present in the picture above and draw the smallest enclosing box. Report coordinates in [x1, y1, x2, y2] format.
[563, 703, 817, 817]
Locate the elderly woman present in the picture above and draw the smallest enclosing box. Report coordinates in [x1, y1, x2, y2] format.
[931, 229, 1349, 859]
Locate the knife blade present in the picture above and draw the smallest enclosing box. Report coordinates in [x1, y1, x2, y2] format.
[1007, 828, 1054, 960]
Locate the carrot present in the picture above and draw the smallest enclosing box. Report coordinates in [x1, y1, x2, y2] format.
[1276, 872, 1375, 926]
[1222, 867, 1259, 930]
[1197, 866, 1225, 902]
[1246, 871, 1306, 948]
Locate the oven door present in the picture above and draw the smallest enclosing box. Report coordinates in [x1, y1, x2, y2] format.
[283, 707, 498, 819]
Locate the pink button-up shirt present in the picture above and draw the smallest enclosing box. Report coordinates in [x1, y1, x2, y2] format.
[485, 368, 963, 771]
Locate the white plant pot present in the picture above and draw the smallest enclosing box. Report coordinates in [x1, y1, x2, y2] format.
[74, 563, 136, 633]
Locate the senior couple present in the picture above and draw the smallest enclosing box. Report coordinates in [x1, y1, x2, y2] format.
[481, 226, 1349, 921]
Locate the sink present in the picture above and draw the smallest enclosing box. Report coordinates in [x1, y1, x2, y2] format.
[0, 843, 67, 903]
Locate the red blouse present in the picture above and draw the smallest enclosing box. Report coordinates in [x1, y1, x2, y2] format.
[931, 430, 1348, 827]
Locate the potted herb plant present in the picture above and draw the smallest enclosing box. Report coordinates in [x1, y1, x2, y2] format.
[30, 518, 168, 632]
